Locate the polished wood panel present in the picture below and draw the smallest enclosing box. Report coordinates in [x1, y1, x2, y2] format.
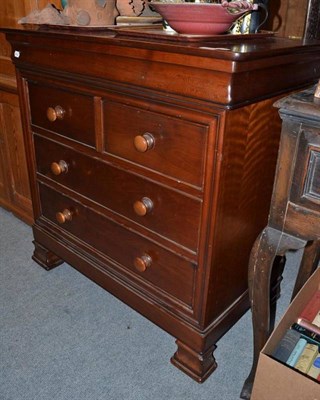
[0, 33, 16, 89]
[0, 90, 32, 223]
[201, 97, 283, 326]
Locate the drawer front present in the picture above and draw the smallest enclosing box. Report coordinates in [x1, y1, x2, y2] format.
[35, 135, 201, 252]
[28, 81, 95, 147]
[103, 99, 208, 187]
[39, 183, 196, 306]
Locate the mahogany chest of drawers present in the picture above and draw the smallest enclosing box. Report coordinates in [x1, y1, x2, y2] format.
[4, 28, 320, 382]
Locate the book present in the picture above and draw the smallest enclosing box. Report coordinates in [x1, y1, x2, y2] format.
[299, 290, 320, 322]
[272, 329, 301, 362]
[286, 337, 308, 367]
[312, 311, 320, 327]
[307, 354, 320, 380]
[294, 343, 319, 373]
[297, 318, 320, 335]
[291, 323, 320, 346]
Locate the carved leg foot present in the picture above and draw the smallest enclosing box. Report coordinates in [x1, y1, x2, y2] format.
[32, 240, 64, 271]
[171, 340, 217, 383]
[240, 372, 254, 400]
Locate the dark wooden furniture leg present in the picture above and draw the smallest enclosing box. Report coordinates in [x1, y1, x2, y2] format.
[240, 227, 306, 399]
[32, 240, 64, 271]
[291, 239, 320, 300]
[269, 255, 286, 334]
[171, 340, 217, 383]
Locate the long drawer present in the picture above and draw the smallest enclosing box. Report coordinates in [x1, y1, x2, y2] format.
[34, 135, 201, 252]
[38, 183, 196, 307]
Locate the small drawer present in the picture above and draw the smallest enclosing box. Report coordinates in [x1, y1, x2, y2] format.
[28, 81, 95, 147]
[38, 183, 196, 307]
[103, 99, 209, 188]
[35, 135, 201, 252]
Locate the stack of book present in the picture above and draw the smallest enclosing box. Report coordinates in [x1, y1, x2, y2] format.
[272, 290, 320, 382]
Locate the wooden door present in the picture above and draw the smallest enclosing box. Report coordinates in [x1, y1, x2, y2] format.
[0, 91, 32, 223]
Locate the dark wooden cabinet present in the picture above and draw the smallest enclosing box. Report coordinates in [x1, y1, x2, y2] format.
[4, 28, 320, 383]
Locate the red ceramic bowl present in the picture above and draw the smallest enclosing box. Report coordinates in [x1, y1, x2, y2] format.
[150, 2, 253, 35]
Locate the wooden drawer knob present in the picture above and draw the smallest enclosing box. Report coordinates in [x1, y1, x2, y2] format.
[133, 197, 153, 216]
[56, 209, 73, 224]
[50, 160, 68, 176]
[133, 133, 155, 152]
[47, 105, 65, 122]
[134, 254, 152, 272]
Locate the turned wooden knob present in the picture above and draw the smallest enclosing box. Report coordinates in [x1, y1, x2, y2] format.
[133, 197, 153, 216]
[56, 209, 72, 224]
[134, 254, 152, 272]
[50, 160, 68, 176]
[46, 105, 65, 122]
[133, 133, 155, 152]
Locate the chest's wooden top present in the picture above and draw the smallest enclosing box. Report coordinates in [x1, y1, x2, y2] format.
[3, 28, 320, 106]
[275, 85, 320, 123]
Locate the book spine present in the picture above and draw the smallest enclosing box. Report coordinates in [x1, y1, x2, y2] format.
[307, 354, 320, 379]
[312, 311, 320, 328]
[297, 318, 320, 335]
[299, 290, 320, 322]
[291, 323, 320, 345]
[272, 329, 301, 362]
[286, 338, 308, 367]
[294, 343, 319, 373]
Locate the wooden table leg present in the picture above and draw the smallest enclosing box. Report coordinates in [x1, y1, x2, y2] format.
[291, 239, 320, 300]
[240, 227, 306, 399]
[269, 255, 286, 334]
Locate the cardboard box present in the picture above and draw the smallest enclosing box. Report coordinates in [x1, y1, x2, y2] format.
[251, 268, 320, 400]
